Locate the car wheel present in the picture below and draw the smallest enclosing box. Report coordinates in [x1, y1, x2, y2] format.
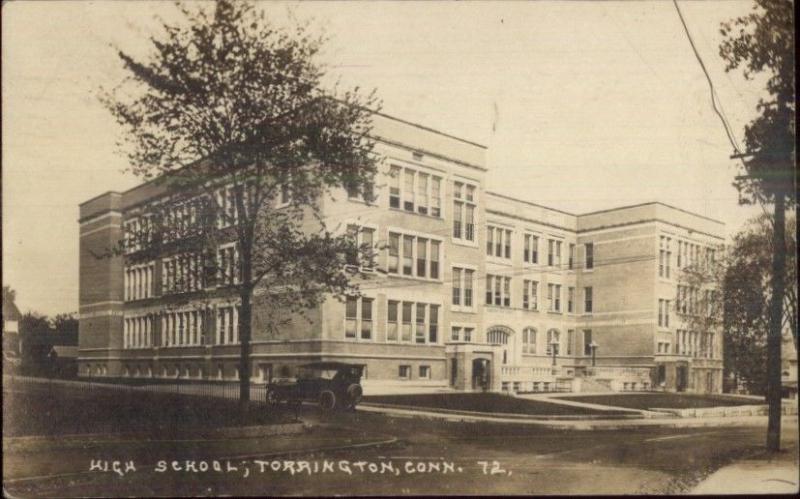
[345, 383, 363, 409]
[319, 390, 336, 411]
[266, 389, 280, 407]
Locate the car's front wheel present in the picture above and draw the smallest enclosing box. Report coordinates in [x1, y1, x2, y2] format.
[319, 390, 337, 411]
[344, 384, 363, 410]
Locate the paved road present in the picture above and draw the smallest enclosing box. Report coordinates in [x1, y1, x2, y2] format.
[5, 404, 798, 496]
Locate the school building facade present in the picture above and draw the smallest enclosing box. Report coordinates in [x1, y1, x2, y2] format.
[78, 112, 725, 394]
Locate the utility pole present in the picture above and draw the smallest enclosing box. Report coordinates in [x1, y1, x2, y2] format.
[734, 147, 791, 453]
[766, 187, 786, 452]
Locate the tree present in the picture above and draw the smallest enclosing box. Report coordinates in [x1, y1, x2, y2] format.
[719, 0, 795, 452]
[101, 0, 381, 407]
[679, 215, 797, 395]
[2, 286, 17, 308]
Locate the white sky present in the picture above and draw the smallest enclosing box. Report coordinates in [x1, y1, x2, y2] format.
[2, 0, 773, 315]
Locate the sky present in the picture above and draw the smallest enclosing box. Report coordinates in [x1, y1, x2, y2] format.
[2, 0, 775, 316]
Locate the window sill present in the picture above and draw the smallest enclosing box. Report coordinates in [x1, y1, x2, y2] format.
[451, 305, 477, 314]
[388, 206, 444, 221]
[451, 238, 479, 249]
[385, 273, 443, 284]
[486, 256, 513, 266]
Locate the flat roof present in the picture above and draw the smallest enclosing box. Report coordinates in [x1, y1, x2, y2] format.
[579, 202, 725, 225]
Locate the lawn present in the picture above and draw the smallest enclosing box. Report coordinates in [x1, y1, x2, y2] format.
[559, 393, 762, 410]
[3, 378, 292, 437]
[363, 393, 629, 416]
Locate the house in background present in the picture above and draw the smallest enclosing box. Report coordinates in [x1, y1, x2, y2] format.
[782, 332, 798, 400]
[3, 292, 23, 370]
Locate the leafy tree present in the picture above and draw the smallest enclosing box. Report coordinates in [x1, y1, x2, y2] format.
[2, 286, 17, 308]
[719, 0, 795, 451]
[101, 0, 381, 406]
[678, 214, 797, 395]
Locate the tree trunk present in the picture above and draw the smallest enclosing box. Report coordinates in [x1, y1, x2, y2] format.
[766, 192, 786, 452]
[238, 288, 252, 410]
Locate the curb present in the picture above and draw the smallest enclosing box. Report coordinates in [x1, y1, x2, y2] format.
[360, 402, 645, 421]
[358, 404, 799, 431]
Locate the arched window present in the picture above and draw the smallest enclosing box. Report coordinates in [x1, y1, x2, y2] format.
[523, 327, 537, 354]
[487, 327, 510, 345]
[546, 329, 561, 355]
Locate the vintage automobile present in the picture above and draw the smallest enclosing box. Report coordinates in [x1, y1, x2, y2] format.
[265, 361, 365, 411]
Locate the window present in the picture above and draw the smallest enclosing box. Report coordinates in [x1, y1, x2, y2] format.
[345, 296, 373, 340]
[658, 299, 671, 328]
[389, 301, 438, 344]
[659, 236, 672, 278]
[415, 303, 426, 344]
[568, 244, 576, 270]
[388, 232, 441, 280]
[452, 268, 462, 306]
[547, 283, 562, 312]
[486, 226, 511, 259]
[431, 177, 441, 217]
[402, 302, 412, 342]
[402, 235, 413, 275]
[568, 287, 575, 313]
[487, 328, 509, 345]
[485, 226, 511, 257]
[387, 300, 399, 341]
[546, 329, 560, 355]
[523, 280, 539, 310]
[125, 262, 155, 301]
[361, 298, 373, 340]
[399, 365, 411, 379]
[429, 305, 439, 343]
[585, 243, 594, 269]
[583, 330, 592, 356]
[523, 327, 537, 354]
[388, 234, 399, 274]
[451, 326, 474, 342]
[486, 275, 512, 307]
[389, 166, 401, 208]
[453, 181, 477, 242]
[567, 330, 574, 355]
[547, 240, 562, 267]
[451, 267, 475, 309]
[389, 166, 443, 216]
[124, 315, 154, 349]
[417, 238, 428, 277]
[345, 296, 358, 339]
[419, 365, 431, 379]
[417, 173, 429, 215]
[217, 244, 239, 286]
[214, 305, 239, 345]
[404, 169, 415, 211]
[584, 287, 593, 313]
[524, 234, 539, 264]
[346, 225, 375, 271]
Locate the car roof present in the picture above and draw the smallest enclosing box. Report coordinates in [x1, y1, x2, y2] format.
[299, 361, 365, 370]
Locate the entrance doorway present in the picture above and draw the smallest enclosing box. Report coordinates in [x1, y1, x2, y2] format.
[450, 359, 458, 387]
[471, 358, 490, 391]
[676, 365, 688, 392]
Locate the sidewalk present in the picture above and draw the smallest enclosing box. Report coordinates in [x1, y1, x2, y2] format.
[691, 452, 799, 494]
